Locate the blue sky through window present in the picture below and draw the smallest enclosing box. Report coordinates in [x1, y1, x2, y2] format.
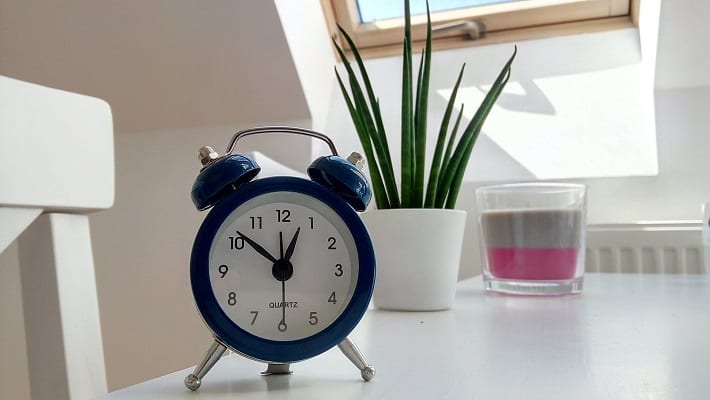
[357, 0, 523, 23]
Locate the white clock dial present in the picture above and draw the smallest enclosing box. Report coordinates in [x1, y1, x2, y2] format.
[209, 191, 359, 341]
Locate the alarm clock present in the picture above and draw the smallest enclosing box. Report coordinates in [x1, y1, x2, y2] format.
[184, 126, 376, 391]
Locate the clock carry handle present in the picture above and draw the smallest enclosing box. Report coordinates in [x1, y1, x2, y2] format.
[224, 126, 341, 157]
[191, 126, 372, 212]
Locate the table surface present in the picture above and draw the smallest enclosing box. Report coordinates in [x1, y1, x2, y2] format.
[98, 273, 710, 400]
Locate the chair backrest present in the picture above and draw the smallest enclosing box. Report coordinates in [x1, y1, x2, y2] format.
[0, 76, 114, 209]
[1, 75, 114, 252]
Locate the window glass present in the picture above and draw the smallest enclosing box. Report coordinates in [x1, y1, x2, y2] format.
[357, 0, 521, 23]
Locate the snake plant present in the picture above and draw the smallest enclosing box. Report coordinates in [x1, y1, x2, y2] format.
[334, 0, 516, 209]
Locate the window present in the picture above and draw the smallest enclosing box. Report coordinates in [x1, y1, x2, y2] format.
[325, 0, 634, 56]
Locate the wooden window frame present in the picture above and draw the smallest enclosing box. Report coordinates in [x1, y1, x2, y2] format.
[324, 0, 638, 58]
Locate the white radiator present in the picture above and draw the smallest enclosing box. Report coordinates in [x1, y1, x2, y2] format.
[585, 222, 706, 274]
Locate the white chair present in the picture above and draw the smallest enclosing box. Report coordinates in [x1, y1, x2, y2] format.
[0, 75, 113, 400]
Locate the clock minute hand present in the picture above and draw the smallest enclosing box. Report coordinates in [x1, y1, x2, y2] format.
[236, 231, 277, 263]
[284, 227, 301, 262]
[279, 231, 284, 259]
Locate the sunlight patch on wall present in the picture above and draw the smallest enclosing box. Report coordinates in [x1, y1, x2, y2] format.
[439, 64, 658, 180]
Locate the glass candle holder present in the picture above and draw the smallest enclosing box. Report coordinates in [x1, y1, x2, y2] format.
[475, 183, 587, 295]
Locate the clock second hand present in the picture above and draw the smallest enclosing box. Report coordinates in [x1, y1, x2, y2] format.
[276, 228, 299, 333]
[278, 280, 287, 332]
[278, 231, 287, 332]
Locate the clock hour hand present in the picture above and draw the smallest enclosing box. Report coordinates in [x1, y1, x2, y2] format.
[236, 231, 277, 263]
[284, 227, 301, 262]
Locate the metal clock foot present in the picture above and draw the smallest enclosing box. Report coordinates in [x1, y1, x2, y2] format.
[338, 337, 375, 381]
[184, 339, 227, 391]
[261, 363, 293, 376]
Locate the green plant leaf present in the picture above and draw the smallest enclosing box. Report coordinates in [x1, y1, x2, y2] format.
[400, 0, 414, 208]
[438, 47, 517, 208]
[345, 62, 395, 206]
[332, 37, 396, 208]
[335, 68, 390, 209]
[438, 104, 465, 193]
[336, 25, 400, 208]
[414, 48, 424, 150]
[412, 1, 432, 208]
[424, 64, 465, 207]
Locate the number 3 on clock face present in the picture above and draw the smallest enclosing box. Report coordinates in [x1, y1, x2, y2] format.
[190, 177, 375, 363]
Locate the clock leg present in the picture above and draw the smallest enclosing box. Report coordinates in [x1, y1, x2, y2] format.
[337, 337, 375, 381]
[184, 339, 227, 391]
[261, 363, 293, 375]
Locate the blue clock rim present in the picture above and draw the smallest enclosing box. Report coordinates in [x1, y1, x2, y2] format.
[190, 176, 375, 363]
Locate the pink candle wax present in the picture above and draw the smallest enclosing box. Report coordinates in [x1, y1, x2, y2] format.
[486, 247, 579, 280]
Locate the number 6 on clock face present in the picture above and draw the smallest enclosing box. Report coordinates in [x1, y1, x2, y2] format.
[190, 177, 375, 363]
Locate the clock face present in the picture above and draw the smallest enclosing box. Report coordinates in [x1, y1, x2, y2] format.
[208, 191, 359, 341]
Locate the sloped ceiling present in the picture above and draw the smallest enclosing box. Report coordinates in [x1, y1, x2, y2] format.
[0, 0, 310, 134]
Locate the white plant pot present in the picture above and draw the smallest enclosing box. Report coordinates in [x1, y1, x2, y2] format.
[361, 208, 467, 311]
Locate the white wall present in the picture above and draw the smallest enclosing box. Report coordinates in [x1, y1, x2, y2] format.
[575, 86, 710, 223]
[574, 0, 710, 224]
[274, 0, 336, 133]
[0, 243, 31, 400]
[0, 0, 309, 133]
[654, 0, 710, 89]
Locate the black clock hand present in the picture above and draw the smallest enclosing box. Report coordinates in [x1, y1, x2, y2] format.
[278, 280, 287, 332]
[279, 231, 284, 259]
[236, 231, 277, 263]
[284, 227, 301, 262]
[275, 228, 298, 334]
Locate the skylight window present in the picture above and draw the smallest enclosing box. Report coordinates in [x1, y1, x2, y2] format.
[326, 0, 633, 57]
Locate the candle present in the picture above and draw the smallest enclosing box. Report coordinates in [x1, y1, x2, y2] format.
[481, 209, 582, 280]
[475, 183, 587, 295]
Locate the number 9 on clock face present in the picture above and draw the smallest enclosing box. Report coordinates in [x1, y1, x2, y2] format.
[190, 177, 375, 363]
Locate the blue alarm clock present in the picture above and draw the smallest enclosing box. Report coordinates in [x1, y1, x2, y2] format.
[184, 127, 376, 391]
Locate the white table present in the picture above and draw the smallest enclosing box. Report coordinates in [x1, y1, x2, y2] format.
[98, 274, 710, 400]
